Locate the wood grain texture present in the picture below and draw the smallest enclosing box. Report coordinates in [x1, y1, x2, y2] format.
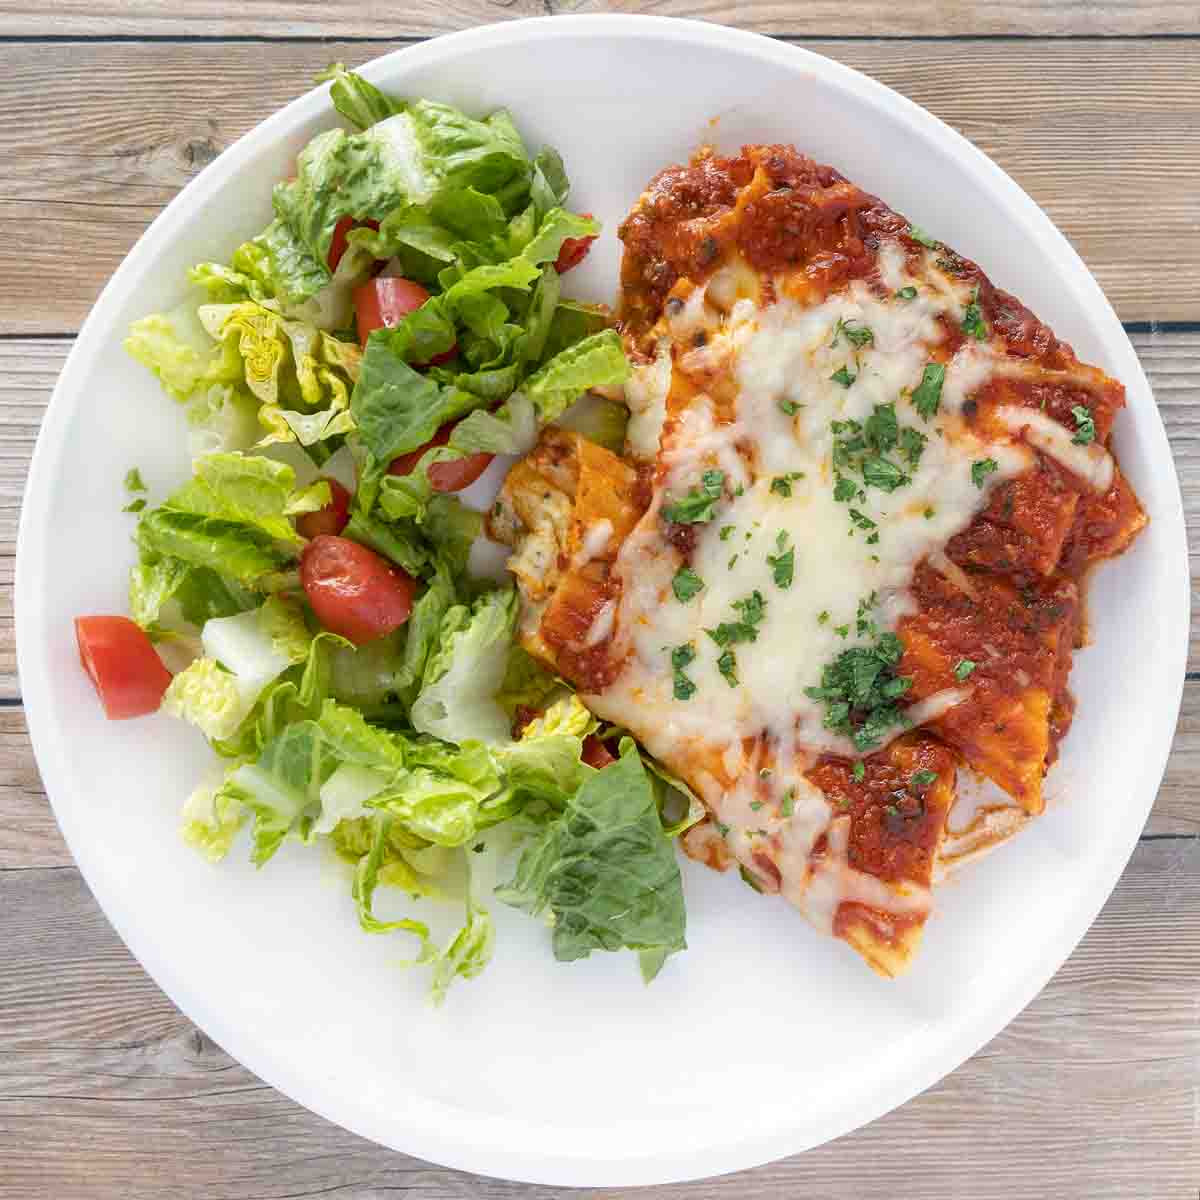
[1, 837, 1196, 1200]
[3, 38, 1200, 331]
[0, 0, 1197, 38]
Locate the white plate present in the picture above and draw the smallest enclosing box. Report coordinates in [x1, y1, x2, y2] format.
[16, 15, 1189, 1186]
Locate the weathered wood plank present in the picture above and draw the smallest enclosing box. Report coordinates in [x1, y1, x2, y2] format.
[0, 710, 68, 869]
[1, 837, 1196, 1199]
[2, 39, 1200, 332]
[0, 0, 1196, 38]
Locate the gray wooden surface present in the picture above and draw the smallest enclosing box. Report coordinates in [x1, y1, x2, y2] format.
[1, 4, 1197, 1197]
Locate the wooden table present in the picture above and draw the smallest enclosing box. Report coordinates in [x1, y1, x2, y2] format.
[2, 4, 1197, 1197]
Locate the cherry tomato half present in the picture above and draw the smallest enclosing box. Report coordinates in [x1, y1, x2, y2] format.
[354, 276, 446, 354]
[300, 535, 415, 645]
[386, 421, 494, 494]
[581, 735, 617, 769]
[296, 477, 352, 540]
[75, 616, 173, 720]
[554, 214, 597, 274]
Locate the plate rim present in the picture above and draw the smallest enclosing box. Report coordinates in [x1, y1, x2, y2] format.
[16, 14, 1190, 1186]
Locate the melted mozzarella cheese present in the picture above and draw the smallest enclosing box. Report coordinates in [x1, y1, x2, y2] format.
[591, 240, 1069, 929]
[994, 405, 1114, 491]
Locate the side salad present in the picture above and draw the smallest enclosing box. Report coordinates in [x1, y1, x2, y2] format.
[74, 67, 700, 1001]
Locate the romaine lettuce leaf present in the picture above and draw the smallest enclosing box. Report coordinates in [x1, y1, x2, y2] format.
[524, 328, 630, 421]
[162, 599, 311, 740]
[317, 63, 399, 131]
[167, 452, 329, 545]
[497, 740, 686, 980]
[125, 299, 241, 402]
[410, 589, 517, 746]
[181, 775, 246, 862]
[273, 101, 531, 270]
[136, 509, 289, 587]
[498, 695, 595, 808]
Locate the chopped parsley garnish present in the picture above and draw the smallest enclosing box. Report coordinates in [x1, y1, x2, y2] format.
[671, 566, 704, 603]
[662, 469, 725, 524]
[862, 456, 908, 492]
[671, 643, 697, 700]
[856, 592, 880, 638]
[767, 532, 794, 589]
[910, 769, 938, 791]
[971, 458, 999, 488]
[830, 365, 856, 387]
[717, 648, 739, 687]
[961, 289, 987, 341]
[863, 403, 898, 451]
[852, 760, 866, 783]
[833, 476, 859, 502]
[1071, 404, 1096, 445]
[734, 483, 745, 497]
[719, 524, 735, 541]
[122, 498, 147, 513]
[899, 426, 927, 468]
[124, 468, 147, 493]
[831, 404, 916, 504]
[778, 397, 803, 416]
[781, 788, 796, 818]
[895, 286, 918, 300]
[804, 631, 913, 752]
[954, 658, 977, 681]
[912, 362, 946, 420]
[472, 842, 486, 853]
[832, 318, 875, 349]
[716, 821, 730, 837]
[727, 553, 739, 569]
[739, 865, 765, 893]
[907, 224, 940, 248]
[770, 472, 804, 497]
[818, 610, 830, 624]
[924, 506, 935, 519]
[848, 508, 877, 533]
[834, 623, 850, 639]
[750, 800, 764, 811]
[706, 590, 767, 647]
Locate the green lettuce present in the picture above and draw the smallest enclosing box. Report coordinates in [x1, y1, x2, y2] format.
[410, 589, 518, 746]
[167, 452, 329, 545]
[272, 101, 531, 272]
[180, 775, 246, 862]
[498, 740, 687, 981]
[318, 62, 399, 131]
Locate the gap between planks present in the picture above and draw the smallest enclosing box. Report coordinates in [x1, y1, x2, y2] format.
[1, 39, 1200, 330]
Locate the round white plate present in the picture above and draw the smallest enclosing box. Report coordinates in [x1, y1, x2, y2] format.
[16, 15, 1189, 1186]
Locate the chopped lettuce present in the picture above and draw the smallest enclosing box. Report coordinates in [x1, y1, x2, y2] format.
[181, 775, 245, 862]
[411, 589, 517, 746]
[317, 62, 399, 131]
[114, 67, 685, 1004]
[497, 740, 687, 980]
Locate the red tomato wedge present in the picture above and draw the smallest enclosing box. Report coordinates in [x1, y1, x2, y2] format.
[328, 216, 381, 272]
[75, 616, 173, 720]
[300, 535, 415, 645]
[554, 215, 597, 274]
[296, 477, 352, 540]
[354, 276, 455, 367]
[386, 421, 494, 493]
[581, 735, 617, 769]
